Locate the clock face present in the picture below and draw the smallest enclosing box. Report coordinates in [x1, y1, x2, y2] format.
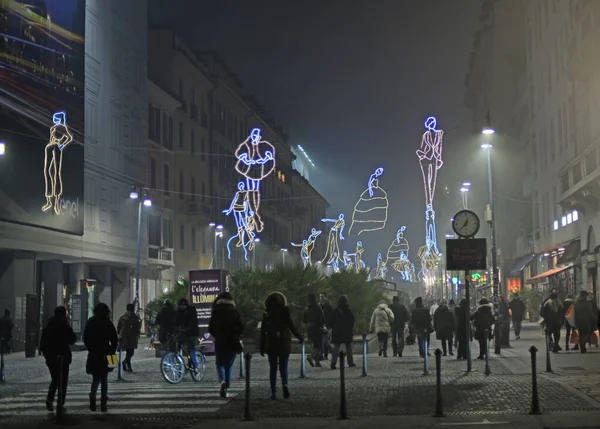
[452, 210, 480, 238]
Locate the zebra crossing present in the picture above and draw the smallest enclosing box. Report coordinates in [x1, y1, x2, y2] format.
[0, 380, 253, 417]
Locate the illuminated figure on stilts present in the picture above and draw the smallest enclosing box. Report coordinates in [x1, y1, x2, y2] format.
[386, 227, 416, 282]
[223, 183, 256, 260]
[42, 112, 73, 215]
[321, 214, 345, 267]
[374, 253, 387, 280]
[349, 167, 389, 235]
[235, 128, 275, 233]
[291, 228, 322, 268]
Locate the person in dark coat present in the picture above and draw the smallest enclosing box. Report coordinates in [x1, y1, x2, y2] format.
[455, 299, 468, 359]
[389, 295, 410, 357]
[175, 298, 200, 371]
[509, 294, 526, 339]
[304, 293, 325, 367]
[260, 292, 303, 400]
[329, 295, 355, 369]
[83, 303, 118, 412]
[155, 299, 177, 355]
[541, 290, 563, 353]
[0, 309, 13, 354]
[319, 293, 334, 360]
[574, 290, 596, 353]
[410, 297, 432, 357]
[40, 306, 76, 412]
[471, 299, 495, 359]
[434, 300, 456, 356]
[117, 303, 140, 372]
[208, 292, 244, 398]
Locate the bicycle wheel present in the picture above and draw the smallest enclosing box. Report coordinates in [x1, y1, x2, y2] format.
[189, 350, 207, 382]
[161, 352, 186, 384]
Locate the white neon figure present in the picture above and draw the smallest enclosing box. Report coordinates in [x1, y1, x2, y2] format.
[346, 241, 366, 273]
[321, 214, 345, 267]
[223, 182, 251, 248]
[374, 253, 387, 280]
[42, 112, 73, 215]
[342, 250, 353, 271]
[417, 237, 439, 280]
[331, 252, 341, 272]
[291, 228, 322, 267]
[234, 128, 275, 233]
[349, 167, 388, 235]
[225, 209, 256, 261]
[416, 116, 443, 261]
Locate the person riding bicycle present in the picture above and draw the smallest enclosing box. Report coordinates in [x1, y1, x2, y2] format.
[175, 298, 200, 372]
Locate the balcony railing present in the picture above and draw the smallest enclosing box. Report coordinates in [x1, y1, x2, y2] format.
[559, 143, 600, 213]
[148, 246, 174, 267]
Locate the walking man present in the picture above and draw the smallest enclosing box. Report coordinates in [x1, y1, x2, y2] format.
[509, 294, 526, 340]
[117, 303, 141, 372]
[389, 296, 410, 357]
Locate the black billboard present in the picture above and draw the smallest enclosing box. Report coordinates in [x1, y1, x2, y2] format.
[446, 238, 488, 271]
[0, 0, 85, 235]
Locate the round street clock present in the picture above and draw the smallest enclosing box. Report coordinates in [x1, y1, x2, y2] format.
[452, 209, 480, 238]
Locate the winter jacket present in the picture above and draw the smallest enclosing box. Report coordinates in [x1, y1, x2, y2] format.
[509, 298, 526, 322]
[574, 296, 595, 335]
[261, 292, 303, 356]
[0, 315, 13, 342]
[330, 303, 355, 344]
[370, 303, 394, 334]
[304, 303, 326, 336]
[541, 298, 563, 332]
[320, 302, 334, 328]
[471, 304, 495, 340]
[389, 302, 410, 329]
[155, 303, 177, 343]
[117, 310, 140, 350]
[176, 306, 200, 338]
[83, 316, 118, 376]
[40, 316, 76, 365]
[433, 305, 455, 340]
[411, 306, 432, 334]
[208, 298, 244, 355]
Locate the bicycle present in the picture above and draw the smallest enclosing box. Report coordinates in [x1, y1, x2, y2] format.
[160, 333, 207, 384]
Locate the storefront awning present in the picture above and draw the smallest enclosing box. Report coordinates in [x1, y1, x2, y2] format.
[526, 265, 570, 284]
[508, 253, 536, 277]
[557, 239, 581, 266]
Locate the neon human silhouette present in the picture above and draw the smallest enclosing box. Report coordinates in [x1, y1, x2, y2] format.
[342, 250, 353, 271]
[223, 182, 251, 248]
[234, 128, 275, 233]
[374, 253, 387, 280]
[225, 209, 256, 261]
[321, 214, 345, 267]
[349, 167, 389, 235]
[417, 238, 439, 280]
[386, 226, 416, 282]
[347, 241, 366, 273]
[42, 112, 73, 215]
[291, 228, 322, 267]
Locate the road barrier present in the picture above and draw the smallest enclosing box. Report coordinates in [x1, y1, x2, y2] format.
[545, 332, 553, 373]
[56, 355, 65, 422]
[529, 346, 541, 415]
[338, 350, 348, 420]
[484, 329, 491, 375]
[242, 353, 254, 421]
[300, 341, 307, 379]
[433, 349, 444, 417]
[239, 351, 245, 379]
[361, 332, 368, 377]
[423, 335, 429, 376]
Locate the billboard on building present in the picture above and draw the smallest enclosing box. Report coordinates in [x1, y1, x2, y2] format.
[0, 0, 86, 235]
[189, 269, 228, 355]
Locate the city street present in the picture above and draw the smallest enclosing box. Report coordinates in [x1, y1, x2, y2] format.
[0, 323, 599, 428]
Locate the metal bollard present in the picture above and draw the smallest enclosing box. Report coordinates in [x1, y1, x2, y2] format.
[56, 355, 64, 422]
[239, 351, 245, 379]
[494, 314, 501, 355]
[545, 332, 553, 373]
[242, 353, 254, 421]
[0, 337, 5, 383]
[338, 351, 348, 420]
[433, 349, 444, 417]
[300, 340, 307, 378]
[529, 346, 541, 415]
[423, 335, 429, 376]
[484, 329, 491, 375]
[117, 346, 124, 381]
[361, 332, 368, 377]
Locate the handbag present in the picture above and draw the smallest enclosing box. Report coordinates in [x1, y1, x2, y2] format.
[570, 330, 579, 344]
[106, 354, 119, 369]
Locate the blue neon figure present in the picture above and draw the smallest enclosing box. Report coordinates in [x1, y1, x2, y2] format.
[291, 228, 321, 267]
[375, 253, 387, 280]
[321, 214, 345, 266]
[225, 209, 256, 261]
[368, 167, 384, 198]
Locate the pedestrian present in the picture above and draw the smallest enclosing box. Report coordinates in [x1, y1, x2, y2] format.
[319, 292, 334, 360]
[329, 295, 355, 369]
[389, 295, 410, 357]
[509, 294, 526, 339]
[434, 300, 456, 356]
[370, 300, 394, 357]
[155, 299, 177, 356]
[498, 296, 511, 347]
[562, 295, 576, 351]
[0, 309, 13, 354]
[471, 299, 495, 360]
[116, 303, 140, 372]
[574, 290, 596, 353]
[175, 298, 200, 373]
[411, 297, 432, 357]
[541, 290, 563, 353]
[430, 300, 439, 317]
[260, 292, 303, 400]
[304, 293, 325, 367]
[455, 299, 468, 359]
[208, 292, 244, 398]
[83, 303, 118, 412]
[40, 306, 76, 412]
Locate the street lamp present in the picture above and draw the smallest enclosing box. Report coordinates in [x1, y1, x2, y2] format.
[0, 142, 5, 156]
[460, 185, 469, 209]
[253, 237, 260, 268]
[209, 223, 224, 269]
[482, 127, 495, 135]
[281, 248, 288, 265]
[129, 186, 151, 316]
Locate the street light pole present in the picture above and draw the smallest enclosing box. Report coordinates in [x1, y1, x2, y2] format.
[134, 200, 142, 316]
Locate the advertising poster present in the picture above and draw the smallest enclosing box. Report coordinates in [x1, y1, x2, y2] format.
[189, 269, 228, 355]
[0, 0, 86, 235]
[445, 238, 488, 271]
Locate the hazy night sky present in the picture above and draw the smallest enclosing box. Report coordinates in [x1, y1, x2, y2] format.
[151, 0, 483, 269]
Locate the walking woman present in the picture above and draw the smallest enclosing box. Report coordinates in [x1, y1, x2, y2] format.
[260, 292, 304, 400]
[83, 303, 118, 412]
[208, 292, 244, 398]
[304, 293, 325, 367]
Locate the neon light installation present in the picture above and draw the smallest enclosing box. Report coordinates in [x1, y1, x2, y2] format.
[346, 241, 366, 273]
[42, 112, 73, 215]
[342, 250, 353, 271]
[291, 228, 322, 268]
[223, 182, 257, 261]
[374, 253, 387, 280]
[386, 226, 415, 282]
[321, 213, 345, 267]
[349, 167, 389, 235]
[234, 128, 275, 233]
[416, 116, 443, 274]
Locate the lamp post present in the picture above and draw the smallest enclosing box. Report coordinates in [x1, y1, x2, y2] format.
[0, 142, 5, 156]
[281, 248, 288, 265]
[461, 182, 471, 209]
[253, 237, 260, 268]
[129, 186, 152, 316]
[209, 223, 224, 269]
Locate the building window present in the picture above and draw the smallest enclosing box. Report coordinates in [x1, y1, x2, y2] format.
[148, 215, 161, 247]
[179, 171, 183, 200]
[191, 177, 196, 201]
[191, 228, 196, 252]
[191, 130, 195, 155]
[179, 224, 185, 250]
[163, 164, 170, 195]
[200, 137, 205, 161]
[148, 104, 161, 143]
[163, 218, 174, 248]
[179, 122, 184, 148]
[150, 158, 157, 189]
[162, 113, 174, 150]
[201, 182, 206, 202]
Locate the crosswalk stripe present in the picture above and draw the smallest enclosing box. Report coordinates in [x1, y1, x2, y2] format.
[0, 394, 238, 403]
[0, 408, 221, 416]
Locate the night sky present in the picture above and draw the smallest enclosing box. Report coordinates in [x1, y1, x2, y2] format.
[151, 0, 483, 270]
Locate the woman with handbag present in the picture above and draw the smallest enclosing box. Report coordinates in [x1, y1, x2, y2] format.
[208, 292, 244, 398]
[83, 303, 118, 412]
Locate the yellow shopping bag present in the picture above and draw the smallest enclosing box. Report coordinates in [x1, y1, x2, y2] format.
[106, 354, 119, 369]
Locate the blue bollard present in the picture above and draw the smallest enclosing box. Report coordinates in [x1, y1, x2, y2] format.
[239, 351, 245, 379]
[423, 335, 429, 375]
[117, 346, 124, 380]
[484, 329, 491, 375]
[300, 340, 307, 378]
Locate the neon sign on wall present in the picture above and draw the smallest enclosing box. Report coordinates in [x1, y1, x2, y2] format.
[42, 112, 74, 215]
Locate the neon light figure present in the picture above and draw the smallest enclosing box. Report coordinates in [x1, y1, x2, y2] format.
[342, 250, 353, 271]
[291, 228, 322, 267]
[349, 167, 389, 235]
[234, 128, 275, 233]
[42, 112, 73, 215]
[225, 209, 256, 261]
[346, 241, 366, 273]
[321, 214, 345, 267]
[417, 238, 439, 280]
[223, 182, 251, 247]
[374, 253, 387, 280]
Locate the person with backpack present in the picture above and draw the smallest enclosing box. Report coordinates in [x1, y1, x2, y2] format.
[154, 299, 176, 356]
[260, 292, 303, 400]
[471, 299, 495, 360]
[329, 295, 355, 369]
[117, 303, 140, 372]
